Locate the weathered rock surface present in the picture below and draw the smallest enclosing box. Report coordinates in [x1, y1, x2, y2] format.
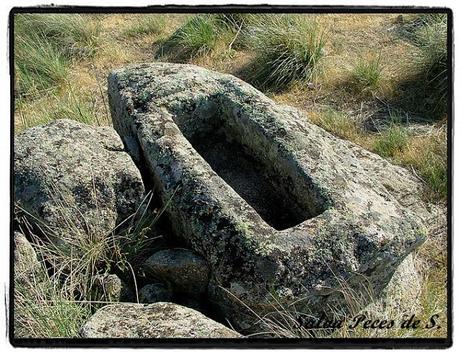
[370, 206, 445, 316]
[108, 63, 434, 331]
[79, 302, 242, 338]
[139, 283, 173, 303]
[13, 232, 48, 338]
[368, 253, 422, 315]
[143, 248, 209, 296]
[13, 231, 43, 286]
[14, 119, 145, 245]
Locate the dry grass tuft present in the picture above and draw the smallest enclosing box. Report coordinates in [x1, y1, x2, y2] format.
[13, 185, 169, 337]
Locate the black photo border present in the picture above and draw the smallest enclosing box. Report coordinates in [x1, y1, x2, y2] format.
[8, 4, 453, 349]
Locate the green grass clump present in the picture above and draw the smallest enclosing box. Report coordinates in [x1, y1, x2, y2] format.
[213, 13, 256, 34]
[15, 36, 69, 98]
[14, 14, 100, 99]
[417, 148, 447, 200]
[373, 123, 408, 158]
[316, 108, 361, 141]
[122, 15, 166, 37]
[398, 133, 447, 200]
[47, 91, 102, 125]
[246, 15, 326, 90]
[170, 15, 218, 56]
[14, 270, 92, 338]
[211, 14, 253, 49]
[414, 15, 448, 115]
[16, 88, 109, 132]
[352, 54, 382, 92]
[15, 14, 100, 59]
[394, 14, 448, 118]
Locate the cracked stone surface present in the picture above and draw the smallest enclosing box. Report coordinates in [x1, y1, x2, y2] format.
[107, 63, 435, 332]
[14, 119, 145, 245]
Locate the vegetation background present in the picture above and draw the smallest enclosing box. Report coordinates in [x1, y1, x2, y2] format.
[13, 12, 448, 339]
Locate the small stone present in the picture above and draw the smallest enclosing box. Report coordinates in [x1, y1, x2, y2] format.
[13, 231, 43, 287]
[138, 283, 173, 303]
[93, 274, 122, 302]
[143, 248, 210, 296]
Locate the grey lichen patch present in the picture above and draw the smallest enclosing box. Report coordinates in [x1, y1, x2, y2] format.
[108, 63, 434, 332]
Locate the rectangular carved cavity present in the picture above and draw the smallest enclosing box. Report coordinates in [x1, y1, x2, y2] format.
[173, 96, 327, 230]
